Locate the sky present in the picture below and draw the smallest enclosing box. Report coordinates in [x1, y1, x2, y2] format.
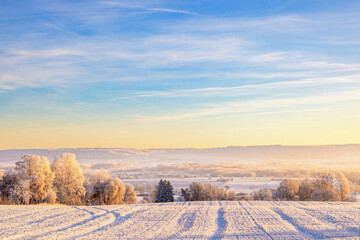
[1, 0, 360, 149]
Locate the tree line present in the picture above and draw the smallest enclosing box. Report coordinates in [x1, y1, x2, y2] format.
[153, 173, 353, 203]
[151, 180, 237, 203]
[0, 155, 354, 205]
[0, 153, 136, 205]
[253, 172, 352, 201]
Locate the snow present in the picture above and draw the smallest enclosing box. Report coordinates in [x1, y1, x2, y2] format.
[1, 201, 360, 239]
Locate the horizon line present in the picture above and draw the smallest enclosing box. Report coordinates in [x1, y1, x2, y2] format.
[1, 143, 360, 151]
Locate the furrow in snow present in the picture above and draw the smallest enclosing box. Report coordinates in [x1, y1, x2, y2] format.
[274, 205, 358, 239]
[1, 202, 360, 240]
[298, 205, 360, 237]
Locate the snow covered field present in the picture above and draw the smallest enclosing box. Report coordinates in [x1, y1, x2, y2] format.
[1, 201, 360, 240]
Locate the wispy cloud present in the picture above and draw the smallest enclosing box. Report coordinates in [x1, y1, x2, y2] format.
[110, 74, 360, 100]
[1, 7, 359, 90]
[147, 8, 195, 15]
[139, 89, 360, 122]
[100, 1, 195, 15]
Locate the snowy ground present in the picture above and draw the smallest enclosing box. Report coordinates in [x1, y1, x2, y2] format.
[1, 201, 360, 240]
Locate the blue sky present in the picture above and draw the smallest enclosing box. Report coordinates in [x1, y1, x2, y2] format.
[1, 0, 360, 149]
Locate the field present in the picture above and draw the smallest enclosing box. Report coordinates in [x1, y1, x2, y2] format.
[1, 201, 360, 240]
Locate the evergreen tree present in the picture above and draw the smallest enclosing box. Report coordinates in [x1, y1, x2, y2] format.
[155, 179, 174, 202]
[165, 180, 175, 202]
[155, 179, 165, 202]
[181, 188, 191, 201]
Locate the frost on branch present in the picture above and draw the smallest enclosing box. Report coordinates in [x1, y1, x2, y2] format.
[52, 153, 85, 205]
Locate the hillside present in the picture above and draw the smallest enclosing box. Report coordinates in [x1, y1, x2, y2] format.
[1, 145, 360, 166]
[1, 201, 359, 239]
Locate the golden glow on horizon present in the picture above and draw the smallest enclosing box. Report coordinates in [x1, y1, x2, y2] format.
[1, 109, 359, 150]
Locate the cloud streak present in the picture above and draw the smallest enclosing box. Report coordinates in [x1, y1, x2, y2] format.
[139, 89, 360, 122]
[110, 74, 360, 100]
[100, 1, 195, 15]
[1, 7, 360, 90]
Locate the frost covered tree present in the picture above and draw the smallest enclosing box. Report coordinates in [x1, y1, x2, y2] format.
[205, 183, 220, 200]
[45, 189, 57, 204]
[15, 155, 54, 204]
[312, 173, 337, 201]
[276, 179, 299, 200]
[189, 182, 207, 201]
[0, 170, 31, 204]
[155, 179, 174, 202]
[181, 182, 231, 201]
[337, 173, 350, 201]
[298, 179, 314, 201]
[85, 170, 135, 205]
[0, 155, 54, 205]
[253, 188, 272, 201]
[84, 170, 111, 204]
[227, 190, 237, 200]
[124, 183, 137, 204]
[52, 153, 85, 205]
[92, 176, 126, 205]
[134, 183, 145, 195]
[102, 177, 126, 205]
[204, 183, 230, 200]
[183, 182, 207, 201]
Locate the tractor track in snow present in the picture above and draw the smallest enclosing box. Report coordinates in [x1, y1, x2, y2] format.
[1, 201, 360, 240]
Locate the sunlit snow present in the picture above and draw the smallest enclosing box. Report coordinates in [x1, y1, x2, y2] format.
[1, 201, 359, 239]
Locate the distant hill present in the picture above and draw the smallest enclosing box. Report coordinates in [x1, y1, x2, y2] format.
[1, 145, 360, 164]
